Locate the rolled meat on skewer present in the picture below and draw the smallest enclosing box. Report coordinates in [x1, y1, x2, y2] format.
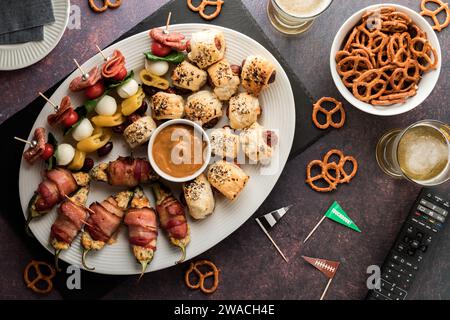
[90, 156, 158, 187]
[69, 65, 102, 92]
[50, 186, 90, 271]
[22, 127, 46, 164]
[101, 49, 125, 78]
[152, 183, 190, 264]
[27, 168, 90, 234]
[81, 190, 133, 270]
[124, 187, 158, 278]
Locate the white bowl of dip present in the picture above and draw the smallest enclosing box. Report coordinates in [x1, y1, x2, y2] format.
[148, 119, 211, 183]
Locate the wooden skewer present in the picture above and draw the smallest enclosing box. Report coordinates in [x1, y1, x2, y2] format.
[256, 219, 289, 263]
[64, 194, 95, 215]
[320, 278, 333, 300]
[81, 219, 94, 228]
[164, 11, 172, 34]
[14, 136, 37, 147]
[95, 44, 108, 61]
[303, 215, 327, 244]
[73, 58, 89, 80]
[38, 92, 58, 111]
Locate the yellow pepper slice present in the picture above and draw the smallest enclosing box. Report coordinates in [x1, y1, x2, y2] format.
[76, 127, 111, 153]
[91, 111, 125, 127]
[139, 69, 169, 90]
[68, 149, 86, 171]
[121, 87, 146, 116]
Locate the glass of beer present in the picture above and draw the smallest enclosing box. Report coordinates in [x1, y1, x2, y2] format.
[376, 120, 450, 186]
[267, 0, 333, 35]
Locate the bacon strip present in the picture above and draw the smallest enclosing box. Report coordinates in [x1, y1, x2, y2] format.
[106, 157, 154, 187]
[102, 50, 125, 78]
[156, 196, 187, 240]
[47, 96, 73, 127]
[85, 198, 123, 242]
[23, 127, 46, 164]
[46, 168, 77, 198]
[125, 208, 158, 249]
[69, 66, 102, 92]
[149, 28, 187, 51]
[51, 200, 87, 244]
[35, 180, 60, 211]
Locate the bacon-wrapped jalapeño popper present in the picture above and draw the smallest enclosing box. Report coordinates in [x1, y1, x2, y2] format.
[124, 187, 158, 279]
[50, 186, 90, 271]
[27, 168, 90, 234]
[90, 156, 158, 188]
[151, 183, 190, 264]
[80, 190, 133, 270]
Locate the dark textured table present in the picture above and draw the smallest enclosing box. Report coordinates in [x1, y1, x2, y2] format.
[0, 0, 449, 300]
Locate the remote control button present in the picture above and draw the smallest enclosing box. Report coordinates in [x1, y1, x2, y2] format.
[426, 236, 432, 244]
[407, 249, 416, 256]
[435, 214, 446, 223]
[403, 236, 410, 243]
[397, 243, 406, 253]
[419, 245, 427, 253]
[435, 223, 444, 230]
[407, 226, 414, 234]
[443, 201, 449, 209]
[433, 206, 447, 217]
[410, 240, 420, 249]
[416, 232, 423, 240]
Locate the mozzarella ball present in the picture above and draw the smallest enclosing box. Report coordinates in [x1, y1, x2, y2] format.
[117, 79, 139, 98]
[72, 118, 94, 141]
[95, 95, 117, 116]
[56, 144, 75, 166]
[145, 59, 169, 76]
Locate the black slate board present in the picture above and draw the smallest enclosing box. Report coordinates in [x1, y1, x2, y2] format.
[0, 0, 325, 298]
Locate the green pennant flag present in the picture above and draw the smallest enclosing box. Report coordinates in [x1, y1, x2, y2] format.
[325, 201, 361, 232]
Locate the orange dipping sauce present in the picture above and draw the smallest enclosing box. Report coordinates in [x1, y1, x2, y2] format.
[152, 124, 206, 178]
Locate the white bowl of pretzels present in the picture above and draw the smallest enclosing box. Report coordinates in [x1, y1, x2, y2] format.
[330, 3, 442, 116]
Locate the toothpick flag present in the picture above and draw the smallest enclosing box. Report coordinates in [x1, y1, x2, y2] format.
[302, 256, 340, 300]
[255, 205, 293, 262]
[303, 201, 360, 243]
[325, 201, 361, 232]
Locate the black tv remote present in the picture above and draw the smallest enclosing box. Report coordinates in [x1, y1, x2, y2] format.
[366, 188, 449, 300]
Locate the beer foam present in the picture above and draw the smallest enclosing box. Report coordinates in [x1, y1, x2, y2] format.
[276, 0, 332, 17]
[403, 136, 448, 176]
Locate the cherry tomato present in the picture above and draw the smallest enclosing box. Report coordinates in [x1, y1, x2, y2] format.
[40, 143, 54, 161]
[85, 81, 105, 100]
[151, 41, 172, 57]
[62, 109, 79, 128]
[112, 66, 127, 81]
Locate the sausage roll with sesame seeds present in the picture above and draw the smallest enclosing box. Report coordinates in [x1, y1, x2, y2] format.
[207, 59, 240, 101]
[151, 92, 185, 121]
[123, 116, 157, 148]
[187, 30, 226, 69]
[240, 122, 278, 165]
[183, 174, 215, 220]
[241, 56, 276, 97]
[185, 91, 223, 128]
[207, 160, 249, 201]
[228, 93, 261, 130]
[171, 61, 208, 92]
[210, 127, 240, 160]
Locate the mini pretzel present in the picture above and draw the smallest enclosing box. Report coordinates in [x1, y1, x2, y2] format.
[312, 97, 346, 130]
[420, 0, 450, 32]
[305, 160, 341, 193]
[185, 260, 220, 294]
[23, 260, 56, 294]
[409, 37, 439, 72]
[323, 149, 358, 184]
[187, 0, 224, 20]
[88, 0, 122, 13]
[352, 69, 387, 102]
